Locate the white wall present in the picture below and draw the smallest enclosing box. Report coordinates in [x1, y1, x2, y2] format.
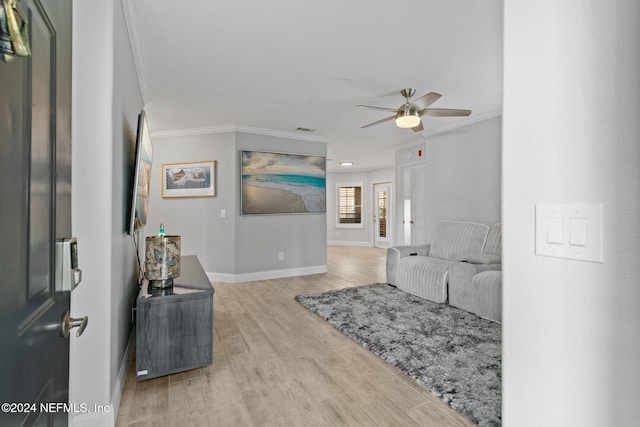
[70, 1, 142, 425]
[503, 1, 640, 425]
[327, 167, 395, 246]
[424, 116, 502, 240]
[70, 1, 113, 423]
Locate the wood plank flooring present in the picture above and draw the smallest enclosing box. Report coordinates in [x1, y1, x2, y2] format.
[116, 245, 476, 427]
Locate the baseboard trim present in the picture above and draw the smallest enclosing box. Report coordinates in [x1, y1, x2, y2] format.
[111, 329, 134, 419]
[328, 240, 373, 247]
[69, 330, 134, 427]
[69, 406, 114, 427]
[206, 265, 328, 283]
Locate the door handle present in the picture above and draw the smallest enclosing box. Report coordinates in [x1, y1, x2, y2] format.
[61, 311, 88, 337]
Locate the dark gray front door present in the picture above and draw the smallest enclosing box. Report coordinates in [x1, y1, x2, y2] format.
[0, 0, 73, 426]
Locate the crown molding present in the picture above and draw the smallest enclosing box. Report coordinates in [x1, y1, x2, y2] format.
[421, 108, 503, 139]
[151, 124, 329, 143]
[121, 0, 149, 102]
[235, 126, 329, 143]
[151, 125, 236, 139]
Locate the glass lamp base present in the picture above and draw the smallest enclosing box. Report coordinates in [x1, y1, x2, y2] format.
[149, 278, 174, 289]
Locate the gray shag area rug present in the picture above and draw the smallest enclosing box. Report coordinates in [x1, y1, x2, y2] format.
[295, 283, 501, 427]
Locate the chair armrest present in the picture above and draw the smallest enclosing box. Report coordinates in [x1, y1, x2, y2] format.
[450, 260, 501, 295]
[393, 244, 431, 258]
[386, 244, 430, 285]
[456, 253, 501, 266]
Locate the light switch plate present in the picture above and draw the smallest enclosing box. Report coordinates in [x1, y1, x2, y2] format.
[569, 218, 588, 247]
[535, 204, 603, 263]
[546, 217, 564, 244]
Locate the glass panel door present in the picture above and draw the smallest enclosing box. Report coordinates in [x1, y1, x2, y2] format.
[373, 182, 391, 248]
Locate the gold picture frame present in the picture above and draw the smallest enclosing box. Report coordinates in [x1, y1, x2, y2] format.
[161, 160, 216, 198]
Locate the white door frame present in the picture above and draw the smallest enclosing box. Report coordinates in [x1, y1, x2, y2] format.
[398, 164, 427, 246]
[373, 181, 392, 248]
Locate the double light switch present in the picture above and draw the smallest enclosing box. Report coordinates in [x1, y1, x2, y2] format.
[535, 204, 603, 262]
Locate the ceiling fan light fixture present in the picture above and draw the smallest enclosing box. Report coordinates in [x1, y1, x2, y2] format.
[395, 105, 421, 128]
[358, 89, 469, 131]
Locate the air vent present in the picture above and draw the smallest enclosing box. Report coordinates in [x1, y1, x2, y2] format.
[295, 127, 315, 132]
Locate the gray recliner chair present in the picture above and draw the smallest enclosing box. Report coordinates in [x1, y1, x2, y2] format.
[448, 223, 502, 322]
[386, 220, 495, 304]
[387, 220, 502, 322]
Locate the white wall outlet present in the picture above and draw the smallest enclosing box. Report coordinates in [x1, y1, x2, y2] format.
[220, 208, 227, 218]
[278, 252, 285, 261]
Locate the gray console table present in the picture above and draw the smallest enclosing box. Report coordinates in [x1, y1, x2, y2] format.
[136, 255, 214, 381]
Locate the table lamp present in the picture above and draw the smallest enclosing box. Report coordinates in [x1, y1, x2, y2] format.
[145, 224, 180, 288]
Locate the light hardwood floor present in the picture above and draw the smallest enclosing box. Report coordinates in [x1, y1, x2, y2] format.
[116, 245, 475, 427]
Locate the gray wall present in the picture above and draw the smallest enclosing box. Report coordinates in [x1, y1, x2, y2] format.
[146, 131, 328, 281]
[424, 116, 502, 240]
[391, 118, 501, 246]
[110, 0, 143, 413]
[146, 132, 237, 275]
[235, 133, 327, 276]
[503, 1, 640, 425]
[327, 167, 395, 246]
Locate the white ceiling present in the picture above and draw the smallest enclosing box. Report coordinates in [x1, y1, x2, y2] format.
[123, 0, 503, 172]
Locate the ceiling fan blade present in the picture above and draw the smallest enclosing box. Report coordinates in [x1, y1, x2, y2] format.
[411, 122, 424, 133]
[356, 105, 398, 113]
[422, 108, 472, 117]
[411, 92, 442, 111]
[361, 115, 395, 128]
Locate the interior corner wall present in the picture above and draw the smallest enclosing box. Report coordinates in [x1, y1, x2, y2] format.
[146, 132, 237, 276]
[147, 131, 327, 281]
[235, 133, 327, 277]
[503, 1, 640, 426]
[423, 116, 502, 240]
[327, 167, 394, 246]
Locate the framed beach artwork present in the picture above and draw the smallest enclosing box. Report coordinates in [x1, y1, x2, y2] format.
[241, 150, 326, 215]
[161, 160, 216, 198]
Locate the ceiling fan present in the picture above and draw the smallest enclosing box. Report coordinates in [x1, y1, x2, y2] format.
[357, 88, 471, 132]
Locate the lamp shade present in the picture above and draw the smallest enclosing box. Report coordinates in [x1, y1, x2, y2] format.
[395, 105, 421, 128]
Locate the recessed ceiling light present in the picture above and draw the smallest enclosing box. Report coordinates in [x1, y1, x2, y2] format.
[340, 162, 353, 167]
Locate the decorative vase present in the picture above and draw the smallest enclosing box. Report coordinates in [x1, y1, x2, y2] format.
[144, 235, 181, 288]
